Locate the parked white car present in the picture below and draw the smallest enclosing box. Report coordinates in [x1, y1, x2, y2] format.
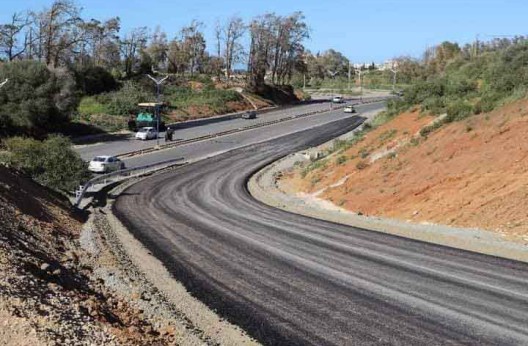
[344, 105, 356, 113]
[88, 156, 125, 173]
[135, 127, 158, 140]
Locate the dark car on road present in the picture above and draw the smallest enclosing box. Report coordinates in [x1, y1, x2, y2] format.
[242, 110, 257, 119]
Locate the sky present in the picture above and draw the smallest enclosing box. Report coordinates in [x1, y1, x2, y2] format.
[2, 0, 528, 64]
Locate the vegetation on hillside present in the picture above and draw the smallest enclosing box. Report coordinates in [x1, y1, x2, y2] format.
[387, 39, 528, 132]
[0, 135, 90, 192]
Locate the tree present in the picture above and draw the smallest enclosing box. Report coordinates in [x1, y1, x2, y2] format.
[0, 12, 31, 61]
[78, 17, 121, 68]
[1, 135, 90, 192]
[0, 60, 78, 135]
[220, 16, 246, 79]
[319, 49, 349, 77]
[147, 26, 168, 71]
[180, 20, 206, 76]
[30, 0, 85, 67]
[120, 26, 148, 76]
[247, 12, 309, 89]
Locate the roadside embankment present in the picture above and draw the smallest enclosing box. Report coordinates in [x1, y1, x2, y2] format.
[248, 104, 528, 263]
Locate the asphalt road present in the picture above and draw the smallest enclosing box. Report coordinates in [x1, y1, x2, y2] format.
[114, 111, 528, 345]
[121, 101, 384, 168]
[76, 99, 368, 161]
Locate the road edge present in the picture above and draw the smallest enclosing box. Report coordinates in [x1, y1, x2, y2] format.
[247, 128, 528, 264]
[86, 175, 260, 346]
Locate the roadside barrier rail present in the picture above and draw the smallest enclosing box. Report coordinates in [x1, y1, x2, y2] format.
[74, 157, 184, 208]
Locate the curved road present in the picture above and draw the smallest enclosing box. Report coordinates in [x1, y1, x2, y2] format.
[114, 117, 528, 345]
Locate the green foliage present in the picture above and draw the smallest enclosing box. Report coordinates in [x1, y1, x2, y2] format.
[78, 96, 111, 116]
[93, 81, 151, 116]
[378, 129, 397, 142]
[0, 60, 79, 135]
[74, 66, 118, 95]
[1, 135, 90, 192]
[336, 155, 348, 165]
[301, 158, 328, 177]
[165, 87, 242, 113]
[388, 41, 528, 132]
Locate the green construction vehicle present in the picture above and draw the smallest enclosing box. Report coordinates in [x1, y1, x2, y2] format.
[128, 102, 166, 131]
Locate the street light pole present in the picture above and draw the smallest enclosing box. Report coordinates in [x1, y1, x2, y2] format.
[146, 74, 169, 147]
[390, 68, 397, 93]
[347, 62, 351, 91]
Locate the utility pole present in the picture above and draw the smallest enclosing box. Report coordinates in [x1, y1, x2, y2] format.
[347, 61, 352, 91]
[355, 69, 368, 103]
[146, 74, 169, 147]
[390, 67, 398, 93]
[0, 79, 8, 89]
[303, 73, 306, 89]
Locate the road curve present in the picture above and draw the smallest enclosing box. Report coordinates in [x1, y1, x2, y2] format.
[114, 116, 528, 345]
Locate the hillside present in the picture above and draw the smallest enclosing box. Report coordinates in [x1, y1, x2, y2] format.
[0, 166, 177, 345]
[281, 99, 528, 243]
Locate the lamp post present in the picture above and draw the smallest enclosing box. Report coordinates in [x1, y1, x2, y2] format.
[146, 74, 169, 147]
[327, 70, 338, 109]
[355, 69, 368, 103]
[390, 68, 398, 93]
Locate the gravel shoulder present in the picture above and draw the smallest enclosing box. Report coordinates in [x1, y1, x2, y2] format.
[248, 110, 528, 263]
[83, 176, 259, 346]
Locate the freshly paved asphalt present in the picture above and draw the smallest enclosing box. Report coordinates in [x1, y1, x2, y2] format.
[113, 108, 528, 345]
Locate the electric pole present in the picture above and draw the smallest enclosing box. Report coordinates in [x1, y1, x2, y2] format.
[355, 69, 368, 103]
[147, 74, 169, 147]
[348, 62, 352, 91]
[390, 68, 397, 93]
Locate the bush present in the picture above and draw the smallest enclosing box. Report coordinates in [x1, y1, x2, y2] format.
[0, 60, 79, 135]
[336, 155, 348, 165]
[100, 81, 151, 116]
[446, 99, 473, 122]
[78, 96, 110, 116]
[1, 135, 90, 192]
[74, 66, 118, 95]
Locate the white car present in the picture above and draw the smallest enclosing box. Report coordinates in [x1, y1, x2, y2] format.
[88, 156, 125, 173]
[135, 127, 158, 140]
[344, 105, 356, 113]
[332, 96, 344, 103]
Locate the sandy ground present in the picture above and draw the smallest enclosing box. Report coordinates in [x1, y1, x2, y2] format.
[281, 99, 528, 244]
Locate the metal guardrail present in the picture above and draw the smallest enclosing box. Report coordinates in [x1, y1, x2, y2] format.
[74, 157, 184, 208]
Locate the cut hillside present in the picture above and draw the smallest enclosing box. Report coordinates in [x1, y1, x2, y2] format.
[281, 99, 528, 243]
[0, 166, 179, 345]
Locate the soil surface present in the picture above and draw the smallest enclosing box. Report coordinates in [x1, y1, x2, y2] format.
[282, 99, 528, 244]
[0, 165, 251, 345]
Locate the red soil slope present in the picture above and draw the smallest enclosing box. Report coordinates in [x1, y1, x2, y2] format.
[284, 99, 528, 243]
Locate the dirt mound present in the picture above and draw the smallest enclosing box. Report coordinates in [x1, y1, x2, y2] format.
[284, 99, 528, 243]
[0, 166, 176, 344]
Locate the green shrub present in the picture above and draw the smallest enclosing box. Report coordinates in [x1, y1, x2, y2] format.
[336, 155, 348, 165]
[1, 135, 90, 192]
[356, 160, 368, 170]
[101, 81, 152, 116]
[74, 66, 118, 95]
[0, 60, 78, 135]
[446, 99, 473, 122]
[78, 96, 110, 116]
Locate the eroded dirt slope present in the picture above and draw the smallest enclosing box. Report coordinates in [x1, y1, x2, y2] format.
[283, 100, 528, 242]
[0, 166, 177, 345]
